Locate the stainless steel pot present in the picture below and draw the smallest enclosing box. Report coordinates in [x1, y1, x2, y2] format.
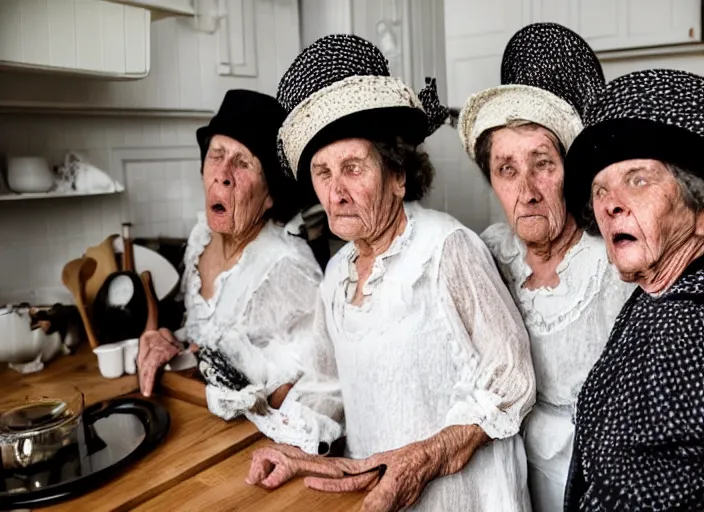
[0, 385, 84, 469]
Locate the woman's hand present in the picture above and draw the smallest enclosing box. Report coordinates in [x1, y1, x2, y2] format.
[246, 444, 349, 488]
[137, 328, 182, 397]
[301, 441, 438, 512]
[304, 425, 489, 512]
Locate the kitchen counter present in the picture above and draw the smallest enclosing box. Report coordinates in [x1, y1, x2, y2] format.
[135, 438, 365, 512]
[0, 345, 363, 511]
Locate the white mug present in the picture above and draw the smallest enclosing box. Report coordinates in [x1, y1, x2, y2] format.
[93, 343, 124, 379]
[121, 338, 139, 375]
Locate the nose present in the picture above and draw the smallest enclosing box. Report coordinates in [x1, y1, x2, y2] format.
[602, 189, 627, 218]
[212, 163, 233, 187]
[518, 175, 542, 204]
[329, 175, 348, 205]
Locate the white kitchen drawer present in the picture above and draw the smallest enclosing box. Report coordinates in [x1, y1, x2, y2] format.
[0, 0, 151, 79]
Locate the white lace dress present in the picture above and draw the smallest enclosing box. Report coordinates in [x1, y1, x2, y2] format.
[177, 219, 344, 454]
[481, 223, 636, 512]
[320, 202, 536, 511]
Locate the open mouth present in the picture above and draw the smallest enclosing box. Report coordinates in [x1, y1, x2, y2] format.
[612, 232, 637, 246]
[210, 203, 226, 214]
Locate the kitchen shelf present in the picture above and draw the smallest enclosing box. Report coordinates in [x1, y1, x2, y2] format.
[0, 101, 214, 119]
[104, 0, 196, 19]
[0, 189, 123, 201]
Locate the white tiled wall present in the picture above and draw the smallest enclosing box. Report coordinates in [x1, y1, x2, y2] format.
[125, 159, 204, 239]
[0, 115, 204, 305]
[0, 0, 301, 306]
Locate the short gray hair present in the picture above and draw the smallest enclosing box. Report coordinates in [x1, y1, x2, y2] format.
[668, 163, 704, 213]
[582, 162, 704, 235]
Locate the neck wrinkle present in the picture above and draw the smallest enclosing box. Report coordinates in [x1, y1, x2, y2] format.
[355, 201, 407, 261]
[639, 237, 704, 295]
[524, 215, 582, 273]
[216, 219, 266, 262]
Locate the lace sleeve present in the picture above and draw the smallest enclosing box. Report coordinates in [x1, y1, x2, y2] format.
[239, 257, 344, 455]
[440, 229, 536, 439]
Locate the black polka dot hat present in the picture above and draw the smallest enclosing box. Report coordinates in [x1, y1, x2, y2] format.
[276, 34, 450, 184]
[565, 68, 704, 223]
[458, 22, 605, 160]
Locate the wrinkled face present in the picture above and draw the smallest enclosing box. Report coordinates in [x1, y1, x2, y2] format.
[488, 125, 567, 246]
[202, 135, 273, 236]
[591, 159, 697, 278]
[310, 138, 405, 242]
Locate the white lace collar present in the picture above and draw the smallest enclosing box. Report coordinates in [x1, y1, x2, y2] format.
[337, 201, 418, 299]
[483, 224, 613, 334]
[184, 219, 278, 316]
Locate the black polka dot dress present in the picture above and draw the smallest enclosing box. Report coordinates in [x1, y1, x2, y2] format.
[566, 257, 704, 511]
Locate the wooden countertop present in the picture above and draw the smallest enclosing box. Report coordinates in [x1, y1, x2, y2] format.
[0, 345, 139, 406]
[135, 438, 366, 512]
[1, 345, 362, 512]
[42, 397, 262, 512]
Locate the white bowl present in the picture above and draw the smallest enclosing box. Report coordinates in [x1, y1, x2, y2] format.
[6, 157, 55, 193]
[0, 306, 62, 364]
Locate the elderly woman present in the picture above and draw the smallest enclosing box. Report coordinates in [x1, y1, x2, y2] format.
[562, 69, 704, 510]
[458, 23, 635, 511]
[137, 89, 343, 455]
[245, 34, 536, 512]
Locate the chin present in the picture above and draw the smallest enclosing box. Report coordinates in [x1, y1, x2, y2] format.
[206, 215, 233, 234]
[607, 242, 647, 278]
[612, 257, 646, 282]
[329, 222, 363, 242]
[515, 229, 551, 246]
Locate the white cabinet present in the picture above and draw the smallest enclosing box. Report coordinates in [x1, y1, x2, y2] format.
[0, 0, 151, 78]
[103, 0, 195, 18]
[531, 0, 701, 52]
[444, 0, 531, 107]
[443, 0, 530, 226]
[0, 0, 300, 114]
[444, 0, 704, 106]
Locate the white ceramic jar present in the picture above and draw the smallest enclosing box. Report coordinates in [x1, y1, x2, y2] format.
[6, 157, 55, 193]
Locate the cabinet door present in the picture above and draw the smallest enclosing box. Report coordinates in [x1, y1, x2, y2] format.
[531, 0, 577, 30]
[0, 0, 150, 78]
[532, 0, 701, 52]
[444, 0, 530, 227]
[445, 0, 532, 107]
[0, 0, 298, 113]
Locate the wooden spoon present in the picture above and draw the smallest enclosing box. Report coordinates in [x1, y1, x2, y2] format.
[84, 234, 119, 308]
[62, 257, 100, 349]
[122, 223, 135, 273]
[140, 270, 158, 332]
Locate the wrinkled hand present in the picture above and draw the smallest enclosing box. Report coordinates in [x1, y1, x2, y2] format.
[137, 328, 181, 397]
[246, 444, 362, 489]
[304, 440, 442, 512]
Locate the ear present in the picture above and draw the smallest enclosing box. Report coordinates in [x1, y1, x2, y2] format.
[694, 210, 704, 237]
[264, 193, 274, 212]
[392, 171, 406, 199]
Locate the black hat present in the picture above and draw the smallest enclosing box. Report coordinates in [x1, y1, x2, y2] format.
[459, 22, 605, 160]
[276, 34, 449, 186]
[196, 89, 299, 223]
[564, 68, 704, 223]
